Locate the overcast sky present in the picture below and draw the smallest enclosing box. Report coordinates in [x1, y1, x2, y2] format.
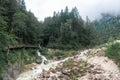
[25, 0, 120, 21]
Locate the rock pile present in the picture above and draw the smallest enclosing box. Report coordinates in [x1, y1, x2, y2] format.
[33, 57, 89, 80]
[33, 48, 120, 80]
[17, 47, 120, 80]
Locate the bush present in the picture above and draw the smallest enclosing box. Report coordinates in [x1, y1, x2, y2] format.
[39, 47, 48, 55]
[105, 42, 120, 66]
[54, 51, 65, 57]
[47, 43, 78, 50]
[0, 76, 3, 80]
[45, 50, 66, 59]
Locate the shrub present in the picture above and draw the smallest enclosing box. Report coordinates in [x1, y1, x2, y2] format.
[105, 42, 120, 66]
[54, 51, 65, 57]
[45, 50, 65, 59]
[39, 47, 48, 55]
[47, 43, 80, 50]
[0, 76, 3, 80]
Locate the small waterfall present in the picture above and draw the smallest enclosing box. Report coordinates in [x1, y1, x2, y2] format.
[37, 50, 41, 56]
[37, 50, 47, 64]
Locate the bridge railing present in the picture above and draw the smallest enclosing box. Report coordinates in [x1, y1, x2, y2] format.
[3, 45, 39, 51]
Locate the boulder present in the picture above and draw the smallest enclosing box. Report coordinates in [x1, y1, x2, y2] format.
[61, 69, 70, 76]
[44, 60, 48, 64]
[58, 74, 64, 78]
[35, 59, 42, 64]
[43, 74, 50, 78]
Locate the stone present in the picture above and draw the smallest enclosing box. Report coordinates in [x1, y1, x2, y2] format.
[43, 74, 50, 78]
[51, 76, 57, 80]
[58, 74, 64, 78]
[73, 59, 80, 63]
[73, 63, 78, 66]
[57, 56, 62, 60]
[56, 67, 62, 72]
[61, 69, 70, 76]
[72, 67, 79, 71]
[44, 60, 48, 65]
[35, 59, 42, 64]
[96, 75, 108, 80]
[51, 69, 56, 73]
[74, 55, 78, 58]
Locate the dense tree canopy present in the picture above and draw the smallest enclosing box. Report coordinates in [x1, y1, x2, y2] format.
[39, 7, 97, 49]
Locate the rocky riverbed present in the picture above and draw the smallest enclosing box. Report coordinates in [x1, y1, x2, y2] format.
[17, 47, 120, 80]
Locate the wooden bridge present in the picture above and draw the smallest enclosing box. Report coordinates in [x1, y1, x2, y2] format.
[3, 45, 40, 51]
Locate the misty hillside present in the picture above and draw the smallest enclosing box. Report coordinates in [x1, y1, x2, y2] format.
[94, 13, 120, 43]
[0, 0, 120, 80]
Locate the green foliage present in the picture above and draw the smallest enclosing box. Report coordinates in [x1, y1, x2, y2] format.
[0, 51, 7, 74]
[0, 32, 18, 48]
[7, 52, 19, 64]
[12, 12, 27, 32]
[54, 51, 65, 57]
[25, 12, 41, 44]
[6, 50, 37, 66]
[0, 16, 7, 32]
[0, 0, 40, 45]
[41, 7, 97, 49]
[105, 42, 120, 66]
[39, 47, 48, 55]
[46, 50, 65, 59]
[0, 77, 3, 80]
[46, 49, 77, 59]
[47, 43, 77, 50]
[22, 50, 38, 64]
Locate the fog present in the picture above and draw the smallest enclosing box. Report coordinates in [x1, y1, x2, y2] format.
[25, 0, 120, 21]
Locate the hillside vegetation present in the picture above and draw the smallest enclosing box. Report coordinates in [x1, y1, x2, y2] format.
[105, 42, 120, 67]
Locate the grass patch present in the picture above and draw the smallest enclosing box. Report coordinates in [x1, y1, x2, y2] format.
[105, 42, 120, 67]
[46, 49, 77, 59]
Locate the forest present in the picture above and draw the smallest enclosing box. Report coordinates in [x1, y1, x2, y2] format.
[0, 0, 120, 80]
